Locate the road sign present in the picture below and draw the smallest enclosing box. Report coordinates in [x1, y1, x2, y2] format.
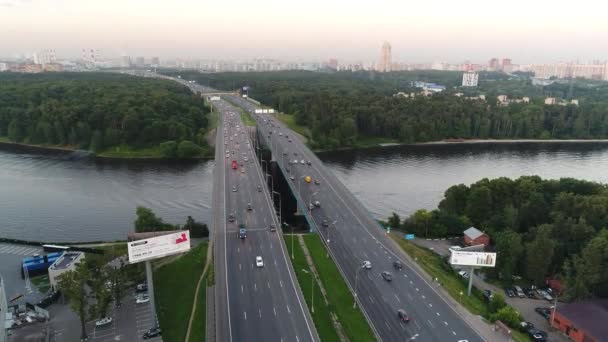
[405, 234, 415, 240]
[128, 231, 191, 264]
[450, 250, 496, 267]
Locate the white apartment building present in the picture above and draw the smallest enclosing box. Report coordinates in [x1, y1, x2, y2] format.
[462, 72, 479, 87]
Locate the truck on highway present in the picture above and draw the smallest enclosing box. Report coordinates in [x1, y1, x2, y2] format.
[232, 160, 238, 170]
[238, 224, 247, 239]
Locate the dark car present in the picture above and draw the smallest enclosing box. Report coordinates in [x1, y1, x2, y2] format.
[526, 329, 547, 341]
[257, 185, 262, 192]
[482, 290, 493, 301]
[535, 307, 552, 319]
[269, 224, 276, 232]
[393, 261, 403, 270]
[228, 213, 235, 222]
[314, 179, 320, 185]
[505, 288, 516, 298]
[397, 309, 410, 323]
[143, 327, 162, 339]
[322, 220, 329, 227]
[381, 271, 393, 281]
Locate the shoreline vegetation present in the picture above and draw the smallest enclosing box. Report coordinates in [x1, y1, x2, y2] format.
[4, 135, 608, 159]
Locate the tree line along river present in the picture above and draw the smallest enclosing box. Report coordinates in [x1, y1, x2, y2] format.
[1, 141, 608, 243]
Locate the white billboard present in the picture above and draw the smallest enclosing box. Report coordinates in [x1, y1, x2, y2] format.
[128, 231, 191, 264]
[262, 109, 269, 114]
[268, 109, 275, 114]
[254, 109, 263, 114]
[450, 250, 496, 267]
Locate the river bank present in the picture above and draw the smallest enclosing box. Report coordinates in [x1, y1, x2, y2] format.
[0, 139, 214, 160]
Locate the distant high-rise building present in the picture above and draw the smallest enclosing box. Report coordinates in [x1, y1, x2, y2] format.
[326, 58, 338, 70]
[488, 58, 499, 71]
[121, 55, 131, 68]
[376, 41, 392, 72]
[135, 56, 145, 68]
[33, 49, 56, 65]
[82, 48, 101, 64]
[501, 58, 512, 72]
[462, 72, 479, 87]
[151, 57, 160, 67]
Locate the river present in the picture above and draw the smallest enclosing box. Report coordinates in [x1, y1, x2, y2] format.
[1, 142, 608, 242]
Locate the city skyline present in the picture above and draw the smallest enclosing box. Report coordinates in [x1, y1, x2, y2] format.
[1, 0, 607, 63]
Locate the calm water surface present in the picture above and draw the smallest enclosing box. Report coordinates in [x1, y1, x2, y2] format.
[1, 142, 607, 242]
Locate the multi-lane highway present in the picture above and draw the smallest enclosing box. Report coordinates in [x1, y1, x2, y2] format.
[211, 98, 318, 342]
[226, 94, 485, 342]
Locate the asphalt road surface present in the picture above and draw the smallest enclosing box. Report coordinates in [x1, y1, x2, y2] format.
[227, 94, 485, 342]
[211, 98, 318, 342]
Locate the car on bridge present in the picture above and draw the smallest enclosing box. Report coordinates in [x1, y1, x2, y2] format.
[314, 179, 320, 185]
[232, 186, 237, 192]
[397, 309, 410, 323]
[322, 219, 329, 227]
[238, 224, 247, 239]
[363, 261, 372, 269]
[381, 271, 393, 281]
[256, 256, 264, 268]
[247, 203, 253, 211]
[228, 213, 235, 222]
[393, 260, 403, 270]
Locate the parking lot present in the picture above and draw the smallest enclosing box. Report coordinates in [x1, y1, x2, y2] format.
[86, 290, 162, 342]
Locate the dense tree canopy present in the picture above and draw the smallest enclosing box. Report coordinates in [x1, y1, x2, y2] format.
[400, 176, 608, 300]
[164, 70, 608, 149]
[0, 72, 210, 157]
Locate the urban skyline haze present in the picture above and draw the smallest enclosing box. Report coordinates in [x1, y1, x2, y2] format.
[1, 0, 607, 63]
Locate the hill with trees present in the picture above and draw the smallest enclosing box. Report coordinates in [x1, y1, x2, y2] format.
[391, 176, 608, 301]
[0, 72, 211, 158]
[164, 70, 608, 150]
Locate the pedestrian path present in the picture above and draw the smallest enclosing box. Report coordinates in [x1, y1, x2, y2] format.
[0, 243, 42, 256]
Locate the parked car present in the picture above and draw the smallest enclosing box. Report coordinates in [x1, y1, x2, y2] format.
[482, 290, 493, 301]
[381, 271, 393, 281]
[136, 283, 148, 293]
[136, 296, 150, 304]
[143, 327, 162, 339]
[397, 309, 410, 323]
[514, 285, 526, 298]
[535, 307, 552, 320]
[362, 261, 372, 269]
[537, 289, 553, 302]
[393, 261, 403, 270]
[505, 288, 516, 298]
[458, 270, 469, 279]
[95, 317, 113, 327]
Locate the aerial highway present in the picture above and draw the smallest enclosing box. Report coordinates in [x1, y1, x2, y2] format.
[226, 94, 485, 342]
[210, 98, 318, 342]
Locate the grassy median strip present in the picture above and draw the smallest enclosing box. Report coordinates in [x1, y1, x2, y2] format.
[240, 109, 256, 127]
[285, 234, 340, 341]
[154, 242, 208, 342]
[303, 234, 376, 342]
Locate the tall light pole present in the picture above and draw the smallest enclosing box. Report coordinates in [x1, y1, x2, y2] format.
[302, 269, 315, 314]
[327, 220, 338, 258]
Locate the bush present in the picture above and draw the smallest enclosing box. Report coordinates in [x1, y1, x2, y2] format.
[489, 293, 507, 313]
[177, 140, 202, 158]
[160, 141, 178, 158]
[491, 305, 521, 328]
[184, 216, 209, 238]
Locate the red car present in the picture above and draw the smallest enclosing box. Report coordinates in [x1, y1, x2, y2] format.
[232, 160, 238, 169]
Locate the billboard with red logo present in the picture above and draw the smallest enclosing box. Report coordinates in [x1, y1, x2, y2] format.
[127, 231, 191, 264]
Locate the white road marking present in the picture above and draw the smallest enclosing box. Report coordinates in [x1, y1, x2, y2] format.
[369, 296, 374, 304]
[385, 322, 391, 331]
[267, 282, 270, 289]
[436, 312, 440, 316]
[394, 294, 401, 303]
[273, 307, 277, 316]
[422, 295, 425, 299]
[237, 247, 240, 253]
[415, 288, 419, 292]
[407, 293, 413, 300]
[452, 331, 457, 335]
[241, 285, 244, 294]
[259, 309, 262, 318]
[286, 305, 291, 314]
[244, 311, 247, 320]
[427, 320, 435, 328]
[444, 321, 448, 326]
[280, 280, 283, 287]
[254, 283, 257, 291]
[239, 264, 242, 270]
[429, 303, 433, 308]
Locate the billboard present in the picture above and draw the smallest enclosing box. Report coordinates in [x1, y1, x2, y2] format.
[262, 109, 269, 114]
[268, 109, 275, 113]
[450, 250, 496, 267]
[128, 231, 191, 264]
[255, 109, 263, 114]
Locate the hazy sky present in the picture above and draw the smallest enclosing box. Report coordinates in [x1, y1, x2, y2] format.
[1, 0, 607, 63]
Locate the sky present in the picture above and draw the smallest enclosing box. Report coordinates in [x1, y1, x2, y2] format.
[1, 0, 607, 64]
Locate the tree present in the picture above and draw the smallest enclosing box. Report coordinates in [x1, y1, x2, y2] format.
[177, 140, 202, 158]
[105, 263, 128, 307]
[160, 141, 178, 158]
[57, 262, 90, 341]
[492, 305, 521, 328]
[439, 184, 469, 215]
[525, 224, 556, 285]
[387, 212, 401, 230]
[563, 255, 591, 301]
[134, 206, 174, 232]
[495, 230, 524, 283]
[184, 216, 209, 238]
[489, 293, 507, 314]
[465, 185, 493, 225]
[90, 130, 104, 153]
[89, 272, 112, 320]
[7, 118, 23, 142]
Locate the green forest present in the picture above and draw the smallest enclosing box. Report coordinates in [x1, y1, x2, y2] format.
[0, 72, 211, 158]
[390, 176, 608, 301]
[164, 70, 608, 149]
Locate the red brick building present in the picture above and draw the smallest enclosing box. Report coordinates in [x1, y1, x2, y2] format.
[463, 227, 490, 247]
[550, 300, 608, 342]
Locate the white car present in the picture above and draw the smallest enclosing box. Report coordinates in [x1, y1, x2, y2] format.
[363, 261, 372, 269]
[256, 256, 264, 268]
[136, 296, 150, 304]
[244, 157, 248, 162]
[95, 317, 113, 327]
[300, 160, 305, 164]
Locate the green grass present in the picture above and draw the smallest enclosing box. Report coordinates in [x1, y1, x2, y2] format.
[0, 136, 9, 143]
[276, 112, 311, 141]
[353, 136, 399, 148]
[208, 106, 220, 130]
[239, 109, 256, 127]
[154, 242, 208, 342]
[30, 275, 50, 293]
[187, 270, 209, 342]
[390, 235, 488, 316]
[303, 235, 376, 342]
[97, 144, 165, 158]
[284, 234, 340, 341]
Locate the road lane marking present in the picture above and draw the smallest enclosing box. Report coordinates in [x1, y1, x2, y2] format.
[429, 303, 432, 308]
[407, 293, 413, 300]
[280, 280, 283, 287]
[444, 321, 448, 326]
[385, 322, 391, 331]
[436, 312, 440, 316]
[369, 296, 374, 304]
[267, 281, 270, 289]
[427, 320, 435, 328]
[237, 247, 240, 253]
[239, 264, 242, 270]
[394, 294, 401, 303]
[259, 309, 262, 318]
[422, 295, 425, 299]
[274, 307, 277, 316]
[416, 288, 419, 292]
[241, 285, 244, 294]
[452, 331, 457, 335]
[244, 311, 247, 320]
[286, 305, 291, 314]
[254, 283, 257, 291]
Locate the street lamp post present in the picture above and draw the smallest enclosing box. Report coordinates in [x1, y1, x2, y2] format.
[302, 269, 315, 314]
